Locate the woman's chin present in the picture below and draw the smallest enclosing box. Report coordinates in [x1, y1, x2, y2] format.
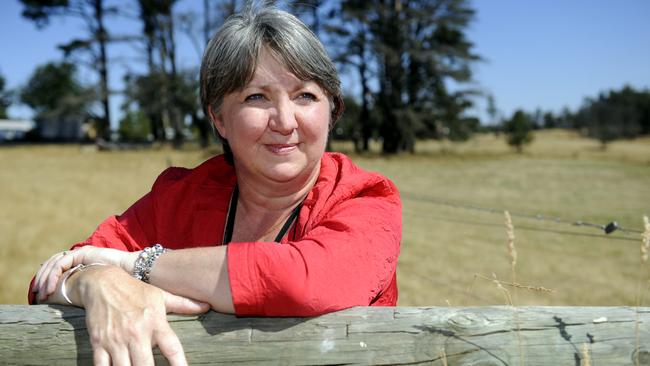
[261, 166, 305, 183]
[259, 159, 318, 184]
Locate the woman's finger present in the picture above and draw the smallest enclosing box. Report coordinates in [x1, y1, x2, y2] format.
[34, 246, 122, 297]
[43, 252, 78, 295]
[129, 338, 155, 366]
[109, 345, 132, 366]
[92, 347, 111, 366]
[75, 246, 128, 269]
[35, 252, 68, 300]
[89, 321, 134, 366]
[34, 251, 65, 292]
[154, 325, 188, 366]
[163, 291, 211, 315]
[33, 261, 47, 293]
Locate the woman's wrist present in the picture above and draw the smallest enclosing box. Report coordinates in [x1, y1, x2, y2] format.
[75, 265, 129, 305]
[120, 251, 140, 274]
[131, 244, 169, 283]
[117, 247, 167, 281]
[63, 264, 114, 306]
[60, 263, 107, 305]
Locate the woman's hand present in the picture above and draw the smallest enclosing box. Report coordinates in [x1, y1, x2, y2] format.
[76, 265, 210, 366]
[33, 246, 137, 302]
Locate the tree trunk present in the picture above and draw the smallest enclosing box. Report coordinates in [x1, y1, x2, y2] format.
[193, 113, 210, 148]
[358, 32, 372, 153]
[378, 0, 407, 154]
[203, 0, 210, 46]
[94, 0, 111, 141]
[167, 10, 184, 148]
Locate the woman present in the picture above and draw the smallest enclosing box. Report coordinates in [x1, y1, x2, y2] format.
[30, 5, 401, 365]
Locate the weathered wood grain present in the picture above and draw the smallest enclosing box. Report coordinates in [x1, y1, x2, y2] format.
[1, 305, 649, 365]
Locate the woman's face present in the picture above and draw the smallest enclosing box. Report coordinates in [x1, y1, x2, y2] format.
[212, 48, 331, 184]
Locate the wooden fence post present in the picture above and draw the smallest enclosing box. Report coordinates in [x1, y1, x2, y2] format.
[1, 305, 649, 365]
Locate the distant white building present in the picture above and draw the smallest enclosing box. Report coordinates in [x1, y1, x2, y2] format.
[0, 119, 35, 141]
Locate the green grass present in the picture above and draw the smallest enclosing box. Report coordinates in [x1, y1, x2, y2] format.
[1, 130, 649, 306]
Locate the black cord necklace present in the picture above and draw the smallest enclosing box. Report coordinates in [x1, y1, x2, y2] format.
[222, 186, 303, 245]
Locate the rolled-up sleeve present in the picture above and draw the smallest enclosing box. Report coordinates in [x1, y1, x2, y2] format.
[228, 181, 401, 317]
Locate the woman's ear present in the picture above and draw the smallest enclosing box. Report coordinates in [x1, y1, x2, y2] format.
[208, 105, 227, 139]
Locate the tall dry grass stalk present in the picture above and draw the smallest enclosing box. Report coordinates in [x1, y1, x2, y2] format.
[635, 215, 650, 366]
[581, 343, 591, 366]
[639, 215, 650, 306]
[439, 348, 448, 366]
[504, 211, 524, 365]
[489, 272, 524, 365]
[491, 273, 513, 305]
[505, 211, 517, 286]
[475, 274, 555, 293]
[641, 215, 650, 263]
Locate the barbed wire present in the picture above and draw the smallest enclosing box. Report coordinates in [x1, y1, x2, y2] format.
[401, 191, 644, 235]
[402, 210, 639, 242]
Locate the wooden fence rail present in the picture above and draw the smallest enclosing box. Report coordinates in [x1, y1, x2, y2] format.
[1, 305, 649, 365]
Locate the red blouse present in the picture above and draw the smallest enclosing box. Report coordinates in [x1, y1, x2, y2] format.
[29, 152, 401, 316]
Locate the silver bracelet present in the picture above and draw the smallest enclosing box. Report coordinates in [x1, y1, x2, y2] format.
[132, 244, 168, 283]
[61, 263, 106, 305]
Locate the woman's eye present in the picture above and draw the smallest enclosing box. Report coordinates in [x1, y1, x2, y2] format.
[244, 94, 264, 102]
[298, 92, 317, 101]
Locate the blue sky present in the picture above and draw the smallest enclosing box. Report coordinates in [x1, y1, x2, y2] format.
[468, 0, 650, 121]
[1, 0, 649, 125]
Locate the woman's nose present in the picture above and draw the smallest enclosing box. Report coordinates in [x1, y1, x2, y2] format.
[269, 99, 298, 134]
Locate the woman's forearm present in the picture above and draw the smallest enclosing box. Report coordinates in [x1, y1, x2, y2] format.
[145, 246, 235, 313]
[33, 245, 233, 313]
[37, 264, 112, 306]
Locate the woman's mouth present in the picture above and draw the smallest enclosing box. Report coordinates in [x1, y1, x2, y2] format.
[265, 144, 298, 154]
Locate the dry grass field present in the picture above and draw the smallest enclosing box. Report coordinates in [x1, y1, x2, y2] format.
[1, 129, 649, 306]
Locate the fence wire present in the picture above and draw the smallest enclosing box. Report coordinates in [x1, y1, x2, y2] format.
[401, 191, 645, 238]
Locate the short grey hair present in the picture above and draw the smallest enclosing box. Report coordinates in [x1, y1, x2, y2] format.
[200, 6, 344, 152]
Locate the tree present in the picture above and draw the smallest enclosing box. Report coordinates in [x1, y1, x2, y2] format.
[326, 1, 376, 152]
[177, 0, 238, 60]
[338, 0, 480, 153]
[558, 106, 575, 129]
[542, 111, 557, 129]
[122, 71, 166, 140]
[531, 107, 544, 129]
[575, 86, 650, 148]
[290, 0, 329, 37]
[332, 95, 361, 141]
[135, 0, 187, 147]
[486, 93, 498, 126]
[134, 0, 230, 148]
[20, 62, 94, 139]
[176, 0, 239, 146]
[175, 69, 211, 147]
[0, 72, 11, 119]
[20, 0, 116, 141]
[202, 0, 239, 48]
[503, 109, 534, 153]
[118, 110, 151, 142]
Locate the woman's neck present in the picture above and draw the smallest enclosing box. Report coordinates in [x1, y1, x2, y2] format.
[229, 164, 319, 243]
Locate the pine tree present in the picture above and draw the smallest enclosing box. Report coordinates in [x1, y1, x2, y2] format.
[20, 0, 113, 141]
[503, 110, 534, 153]
[338, 0, 480, 153]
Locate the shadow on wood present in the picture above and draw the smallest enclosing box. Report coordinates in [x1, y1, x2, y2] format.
[1, 305, 649, 365]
